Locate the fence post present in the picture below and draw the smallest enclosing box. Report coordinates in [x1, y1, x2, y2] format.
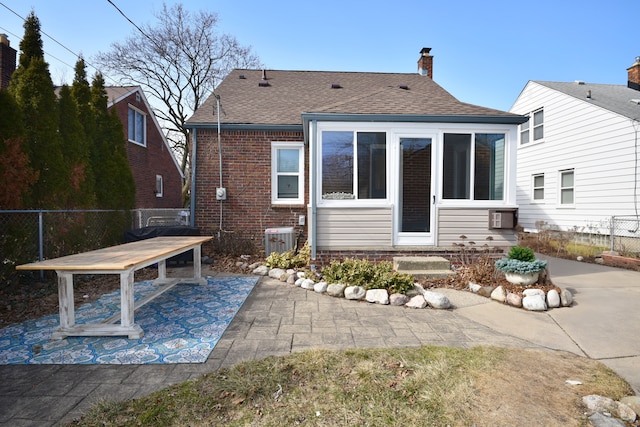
[610, 216, 615, 252]
[38, 210, 44, 280]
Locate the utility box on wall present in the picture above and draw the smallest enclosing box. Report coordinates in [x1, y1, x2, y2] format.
[488, 209, 518, 229]
[265, 227, 295, 255]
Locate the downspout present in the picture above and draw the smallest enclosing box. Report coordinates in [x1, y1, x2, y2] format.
[310, 120, 318, 260]
[216, 94, 223, 239]
[190, 128, 197, 227]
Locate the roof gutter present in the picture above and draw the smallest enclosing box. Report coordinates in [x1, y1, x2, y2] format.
[301, 112, 529, 126]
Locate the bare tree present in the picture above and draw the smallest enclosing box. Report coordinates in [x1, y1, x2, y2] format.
[95, 2, 261, 205]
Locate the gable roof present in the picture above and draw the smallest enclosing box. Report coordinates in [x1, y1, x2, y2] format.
[533, 81, 640, 121]
[105, 86, 184, 179]
[187, 69, 525, 128]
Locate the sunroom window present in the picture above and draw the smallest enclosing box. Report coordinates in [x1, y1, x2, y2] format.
[442, 133, 505, 200]
[321, 131, 386, 200]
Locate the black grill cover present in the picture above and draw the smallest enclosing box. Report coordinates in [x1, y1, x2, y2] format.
[124, 226, 201, 263]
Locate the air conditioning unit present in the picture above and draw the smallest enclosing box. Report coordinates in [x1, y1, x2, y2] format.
[488, 209, 518, 229]
[265, 227, 295, 255]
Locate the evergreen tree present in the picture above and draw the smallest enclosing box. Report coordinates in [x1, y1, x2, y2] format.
[71, 57, 94, 139]
[58, 85, 95, 207]
[8, 12, 66, 208]
[0, 90, 37, 209]
[90, 73, 135, 209]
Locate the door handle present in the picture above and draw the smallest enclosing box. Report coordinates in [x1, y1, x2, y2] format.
[433, 195, 436, 204]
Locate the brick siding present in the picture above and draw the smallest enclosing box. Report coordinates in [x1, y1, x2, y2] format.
[194, 128, 308, 246]
[111, 92, 183, 208]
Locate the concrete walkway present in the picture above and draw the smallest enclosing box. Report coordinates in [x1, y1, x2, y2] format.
[0, 256, 638, 426]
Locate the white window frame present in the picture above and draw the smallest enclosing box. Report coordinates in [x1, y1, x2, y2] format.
[271, 141, 304, 205]
[532, 173, 544, 202]
[559, 169, 574, 206]
[316, 124, 391, 208]
[520, 108, 544, 145]
[532, 108, 544, 142]
[155, 174, 163, 197]
[128, 105, 146, 146]
[441, 131, 507, 202]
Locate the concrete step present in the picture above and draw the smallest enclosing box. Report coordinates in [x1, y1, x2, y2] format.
[402, 269, 455, 279]
[393, 256, 455, 279]
[393, 256, 451, 271]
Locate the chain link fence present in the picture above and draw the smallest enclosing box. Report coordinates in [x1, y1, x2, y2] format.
[1, 209, 191, 284]
[1, 210, 133, 284]
[611, 215, 640, 254]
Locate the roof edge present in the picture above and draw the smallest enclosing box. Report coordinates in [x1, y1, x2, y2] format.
[301, 112, 528, 125]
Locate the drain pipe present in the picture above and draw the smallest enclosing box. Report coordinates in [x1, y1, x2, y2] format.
[189, 128, 197, 227]
[310, 120, 318, 261]
[216, 94, 223, 239]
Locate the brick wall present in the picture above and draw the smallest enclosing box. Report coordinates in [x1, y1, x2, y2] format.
[111, 92, 183, 208]
[194, 128, 308, 246]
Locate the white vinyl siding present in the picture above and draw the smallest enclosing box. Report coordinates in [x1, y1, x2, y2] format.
[511, 81, 638, 232]
[436, 208, 517, 246]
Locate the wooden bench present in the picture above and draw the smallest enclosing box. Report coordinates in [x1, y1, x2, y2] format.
[16, 236, 212, 339]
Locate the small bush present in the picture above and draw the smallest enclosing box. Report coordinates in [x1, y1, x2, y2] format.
[321, 258, 414, 295]
[507, 246, 535, 262]
[265, 242, 310, 269]
[495, 258, 547, 274]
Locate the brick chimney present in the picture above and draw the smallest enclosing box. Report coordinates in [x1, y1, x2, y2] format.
[417, 47, 433, 78]
[0, 34, 17, 90]
[627, 56, 640, 91]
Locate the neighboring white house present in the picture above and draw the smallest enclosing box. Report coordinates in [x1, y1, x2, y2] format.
[510, 58, 640, 237]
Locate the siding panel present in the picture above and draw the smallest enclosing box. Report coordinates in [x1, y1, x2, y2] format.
[437, 208, 517, 246]
[316, 207, 392, 248]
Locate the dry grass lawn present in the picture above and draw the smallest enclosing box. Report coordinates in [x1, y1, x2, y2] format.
[71, 346, 633, 427]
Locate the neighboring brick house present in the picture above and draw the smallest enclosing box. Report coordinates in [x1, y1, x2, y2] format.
[106, 86, 183, 209]
[186, 48, 527, 262]
[0, 34, 17, 90]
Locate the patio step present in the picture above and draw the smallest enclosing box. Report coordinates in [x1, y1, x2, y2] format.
[393, 256, 455, 279]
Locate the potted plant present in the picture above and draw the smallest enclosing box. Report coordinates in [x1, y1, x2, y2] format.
[495, 246, 547, 286]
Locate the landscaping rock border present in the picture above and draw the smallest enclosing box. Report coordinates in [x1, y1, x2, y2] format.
[252, 263, 573, 312]
[469, 281, 573, 311]
[252, 265, 452, 310]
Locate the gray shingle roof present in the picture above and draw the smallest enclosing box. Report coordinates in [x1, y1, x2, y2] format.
[534, 81, 640, 120]
[187, 69, 522, 126]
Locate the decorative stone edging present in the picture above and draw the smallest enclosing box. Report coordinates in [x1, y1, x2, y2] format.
[251, 263, 573, 312]
[252, 265, 452, 310]
[468, 282, 573, 311]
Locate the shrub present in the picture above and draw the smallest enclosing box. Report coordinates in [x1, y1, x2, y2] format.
[265, 241, 310, 269]
[494, 258, 547, 274]
[507, 246, 535, 262]
[321, 258, 414, 295]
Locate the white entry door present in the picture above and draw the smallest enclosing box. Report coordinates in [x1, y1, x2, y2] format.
[395, 136, 436, 245]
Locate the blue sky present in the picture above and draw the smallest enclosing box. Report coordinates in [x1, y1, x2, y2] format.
[1, 0, 638, 111]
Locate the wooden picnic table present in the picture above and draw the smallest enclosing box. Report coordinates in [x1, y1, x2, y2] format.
[15, 236, 212, 339]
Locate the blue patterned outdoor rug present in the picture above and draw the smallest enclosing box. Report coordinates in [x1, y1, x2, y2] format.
[0, 276, 258, 364]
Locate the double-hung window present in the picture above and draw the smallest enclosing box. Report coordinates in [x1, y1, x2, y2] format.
[128, 106, 146, 146]
[271, 142, 304, 204]
[321, 131, 387, 200]
[521, 109, 544, 144]
[532, 173, 544, 201]
[559, 169, 574, 205]
[442, 133, 505, 200]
